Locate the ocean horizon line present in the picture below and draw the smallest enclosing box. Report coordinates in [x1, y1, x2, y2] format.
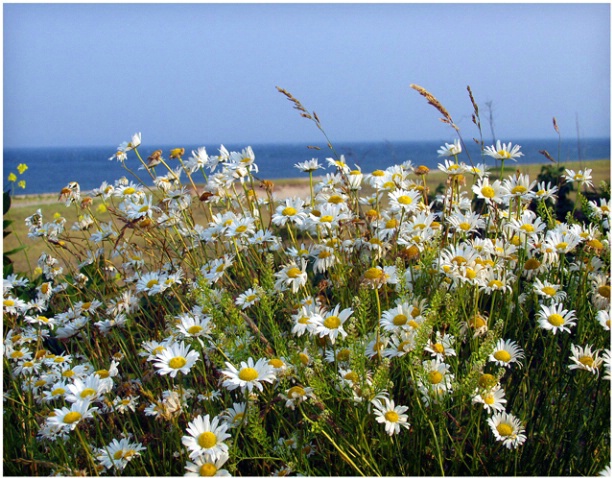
[4, 136, 610, 152]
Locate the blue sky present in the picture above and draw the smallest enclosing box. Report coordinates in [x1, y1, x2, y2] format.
[3, 3, 610, 148]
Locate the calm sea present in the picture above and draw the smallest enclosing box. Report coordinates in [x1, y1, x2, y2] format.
[3, 138, 610, 195]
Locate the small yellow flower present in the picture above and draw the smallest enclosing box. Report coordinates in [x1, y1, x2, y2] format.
[18, 180, 26, 189]
[97, 203, 108, 213]
[170, 148, 185, 159]
[17, 163, 28, 174]
[7, 172, 17, 182]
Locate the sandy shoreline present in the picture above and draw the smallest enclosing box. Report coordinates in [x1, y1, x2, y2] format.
[9, 178, 315, 207]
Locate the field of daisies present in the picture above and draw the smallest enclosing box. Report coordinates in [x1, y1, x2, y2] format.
[3, 87, 611, 476]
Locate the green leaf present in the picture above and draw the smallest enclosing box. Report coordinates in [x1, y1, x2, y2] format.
[3, 191, 11, 215]
[4, 245, 27, 256]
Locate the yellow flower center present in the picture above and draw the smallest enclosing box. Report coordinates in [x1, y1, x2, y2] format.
[197, 432, 217, 449]
[579, 356, 594, 367]
[328, 195, 344, 204]
[481, 186, 495, 198]
[598, 285, 610, 298]
[123, 187, 136, 195]
[547, 314, 565, 327]
[268, 358, 284, 368]
[408, 319, 420, 329]
[187, 325, 203, 335]
[10, 350, 24, 359]
[238, 367, 259, 381]
[384, 411, 399, 422]
[524, 258, 541, 270]
[319, 215, 334, 223]
[153, 346, 165, 355]
[364, 267, 383, 280]
[319, 250, 332, 259]
[146, 279, 159, 289]
[386, 218, 398, 228]
[52, 388, 66, 396]
[286, 267, 302, 279]
[96, 370, 110, 378]
[323, 316, 341, 329]
[392, 314, 408, 326]
[235, 225, 248, 233]
[288, 386, 306, 397]
[428, 371, 443, 384]
[337, 349, 350, 361]
[465, 268, 477, 280]
[494, 350, 512, 362]
[452, 256, 467, 265]
[113, 450, 124, 460]
[80, 388, 96, 399]
[298, 316, 309, 324]
[199, 463, 218, 476]
[397, 195, 413, 205]
[282, 206, 297, 216]
[372, 169, 385, 177]
[488, 279, 503, 289]
[169, 356, 187, 369]
[484, 394, 495, 405]
[432, 343, 445, 354]
[63, 411, 82, 424]
[479, 373, 497, 388]
[459, 222, 471, 231]
[520, 224, 535, 233]
[471, 315, 487, 328]
[511, 185, 527, 195]
[496, 423, 514, 437]
[62, 370, 75, 378]
[344, 371, 358, 383]
[298, 353, 309, 365]
[541, 286, 557, 297]
[4, 299, 15, 307]
[587, 239, 604, 250]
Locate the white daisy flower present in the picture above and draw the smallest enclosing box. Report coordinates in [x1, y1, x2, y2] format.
[563, 168, 594, 189]
[483, 140, 524, 162]
[532, 278, 566, 303]
[597, 309, 610, 330]
[65, 374, 113, 403]
[311, 304, 353, 344]
[437, 139, 462, 157]
[294, 158, 324, 173]
[489, 338, 525, 368]
[371, 396, 411, 436]
[221, 357, 276, 393]
[47, 400, 98, 431]
[536, 303, 577, 335]
[235, 287, 262, 310]
[271, 197, 308, 227]
[487, 411, 526, 449]
[221, 402, 247, 428]
[185, 452, 231, 476]
[281, 385, 314, 410]
[424, 332, 457, 360]
[153, 341, 200, 378]
[568, 344, 603, 375]
[95, 437, 146, 471]
[181, 414, 231, 461]
[472, 385, 507, 414]
[274, 260, 308, 293]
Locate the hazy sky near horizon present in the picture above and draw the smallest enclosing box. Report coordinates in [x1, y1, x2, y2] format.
[3, 2, 610, 148]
